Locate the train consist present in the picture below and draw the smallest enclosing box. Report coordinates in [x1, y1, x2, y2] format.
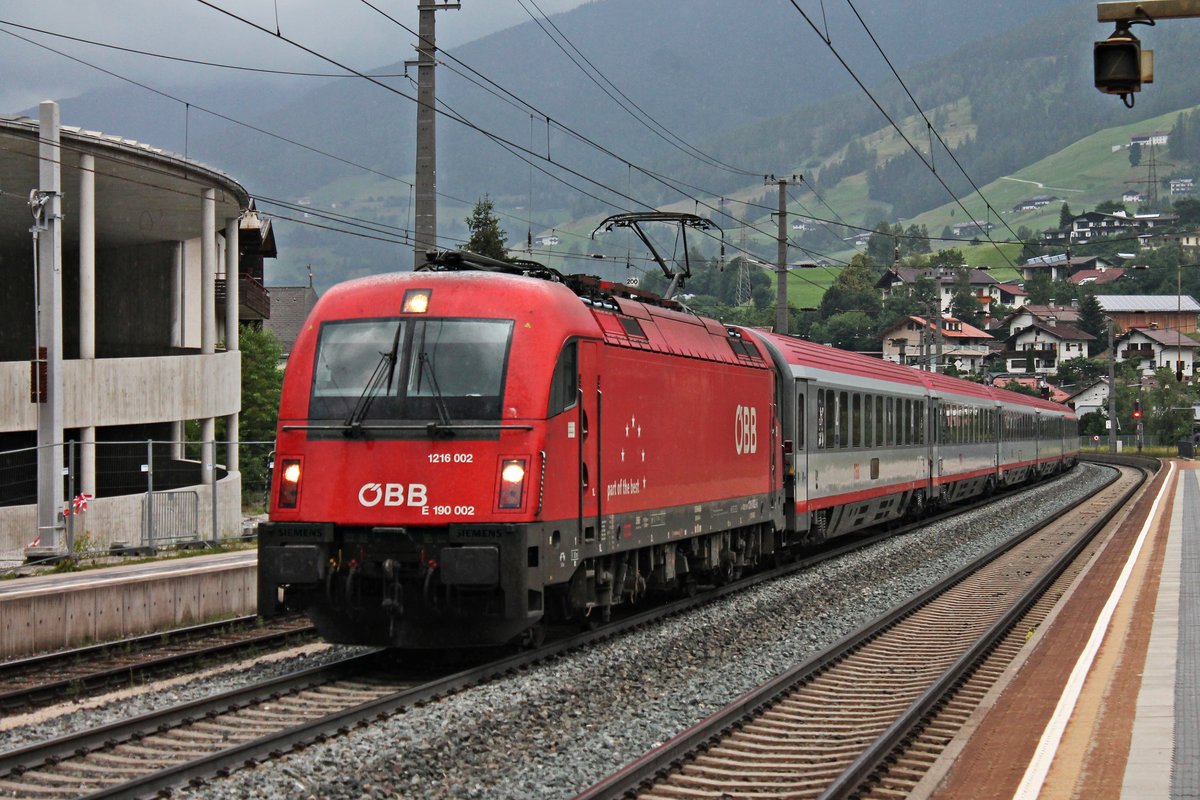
[258, 251, 1079, 649]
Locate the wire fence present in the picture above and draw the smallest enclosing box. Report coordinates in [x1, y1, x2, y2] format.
[0, 439, 275, 562]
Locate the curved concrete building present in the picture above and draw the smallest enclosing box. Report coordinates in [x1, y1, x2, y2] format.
[0, 103, 267, 558]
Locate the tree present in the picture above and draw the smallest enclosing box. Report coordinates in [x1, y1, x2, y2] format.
[1077, 293, 1108, 350]
[464, 194, 509, 260]
[238, 325, 284, 507]
[815, 310, 878, 351]
[948, 268, 982, 327]
[866, 221, 899, 269]
[1144, 369, 1195, 445]
[1129, 141, 1142, 167]
[819, 254, 881, 319]
[1095, 199, 1126, 214]
[1058, 202, 1074, 229]
[1055, 356, 1106, 388]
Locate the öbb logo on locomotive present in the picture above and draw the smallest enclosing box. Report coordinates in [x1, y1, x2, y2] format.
[735, 404, 758, 455]
[357, 482, 428, 508]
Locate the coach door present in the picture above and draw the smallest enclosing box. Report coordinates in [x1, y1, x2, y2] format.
[788, 382, 809, 532]
[578, 341, 601, 546]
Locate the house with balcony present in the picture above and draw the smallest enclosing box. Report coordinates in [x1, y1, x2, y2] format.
[1041, 211, 1178, 245]
[1116, 326, 1200, 381]
[876, 267, 1009, 319]
[1097, 295, 1200, 334]
[880, 315, 993, 373]
[0, 108, 275, 558]
[997, 303, 1082, 339]
[1002, 321, 1095, 375]
[1020, 253, 1114, 283]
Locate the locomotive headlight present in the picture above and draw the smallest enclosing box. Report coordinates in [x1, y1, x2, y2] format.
[278, 457, 302, 509]
[498, 458, 527, 509]
[402, 289, 431, 314]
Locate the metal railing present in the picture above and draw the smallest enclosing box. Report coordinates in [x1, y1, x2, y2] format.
[0, 438, 275, 561]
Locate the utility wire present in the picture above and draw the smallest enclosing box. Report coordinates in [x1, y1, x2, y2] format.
[783, 0, 1019, 269]
[515, 0, 760, 177]
[841, 0, 1027, 248]
[0, 18, 406, 77]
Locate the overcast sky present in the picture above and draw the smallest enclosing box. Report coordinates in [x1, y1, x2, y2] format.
[0, 1, 593, 112]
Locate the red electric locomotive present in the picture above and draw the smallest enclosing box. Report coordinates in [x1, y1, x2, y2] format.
[258, 250, 1078, 649]
[258, 252, 787, 648]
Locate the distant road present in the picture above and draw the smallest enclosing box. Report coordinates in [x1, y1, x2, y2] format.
[1001, 176, 1086, 194]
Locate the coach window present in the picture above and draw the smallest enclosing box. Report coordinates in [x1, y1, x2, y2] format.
[863, 395, 873, 448]
[878, 398, 888, 448]
[891, 398, 899, 446]
[852, 394, 863, 447]
[797, 392, 805, 449]
[838, 391, 849, 448]
[547, 341, 579, 417]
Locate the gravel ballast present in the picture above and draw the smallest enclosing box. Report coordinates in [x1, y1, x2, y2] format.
[3, 465, 1115, 799]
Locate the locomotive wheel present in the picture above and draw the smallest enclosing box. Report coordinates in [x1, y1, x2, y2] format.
[521, 624, 546, 649]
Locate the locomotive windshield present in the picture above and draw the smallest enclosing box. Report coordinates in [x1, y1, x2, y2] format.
[309, 317, 513, 425]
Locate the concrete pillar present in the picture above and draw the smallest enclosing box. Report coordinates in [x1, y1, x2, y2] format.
[79, 152, 96, 499]
[170, 242, 183, 349]
[201, 189, 216, 355]
[34, 101, 65, 551]
[224, 216, 240, 474]
[201, 190, 216, 486]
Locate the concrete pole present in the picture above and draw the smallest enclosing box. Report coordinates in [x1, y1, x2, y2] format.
[201, 189, 216, 488]
[34, 101, 65, 552]
[413, 2, 455, 266]
[79, 152, 96, 501]
[170, 242, 184, 460]
[170, 241, 183, 349]
[1108, 317, 1118, 453]
[224, 216, 240, 475]
[774, 178, 788, 335]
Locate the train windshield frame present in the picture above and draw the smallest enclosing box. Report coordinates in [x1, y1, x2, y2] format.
[308, 316, 514, 426]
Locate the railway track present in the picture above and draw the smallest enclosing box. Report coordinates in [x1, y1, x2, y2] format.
[576, 461, 1147, 800]
[0, 467, 1110, 798]
[0, 615, 315, 714]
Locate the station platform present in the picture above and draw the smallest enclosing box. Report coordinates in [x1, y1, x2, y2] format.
[0, 549, 256, 660]
[924, 459, 1197, 799]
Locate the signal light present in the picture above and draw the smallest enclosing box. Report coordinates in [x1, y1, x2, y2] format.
[1178, 360, 1185, 382]
[1132, 400, 1143, 421]
[1094, 21, 1153, 108]
[278, 458, 302, 509]
[498, 458, 527, 509]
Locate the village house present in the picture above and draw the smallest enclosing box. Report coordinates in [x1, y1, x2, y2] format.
[1116, 326, 1200, 381]
[1041, 211, 1178, 245]
[875, 267, 1014, 320]
[879, 315, 992, 374]
[1003, 321, 1096, 375]
[1098, 295, 1200, 334]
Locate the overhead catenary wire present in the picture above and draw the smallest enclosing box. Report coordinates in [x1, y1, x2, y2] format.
[783, 0, 1020, 270]
[514, 0, 761, 178]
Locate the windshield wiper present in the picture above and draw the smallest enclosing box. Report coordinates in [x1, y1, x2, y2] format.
[417, 351, 454, 435]
[343, 323, 404, 437]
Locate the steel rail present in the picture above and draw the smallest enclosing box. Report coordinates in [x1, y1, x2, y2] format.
[573, 461, 1136, 800]
[0, 615, 315, 713]
[819, 462, 1149, 799]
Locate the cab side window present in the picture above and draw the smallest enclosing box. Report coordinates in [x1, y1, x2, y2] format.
[548, 341, 578, 416]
